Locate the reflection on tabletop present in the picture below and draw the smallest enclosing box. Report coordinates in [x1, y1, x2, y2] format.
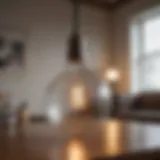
[1, 118, 160, 160]
[47, 118, 125, 160]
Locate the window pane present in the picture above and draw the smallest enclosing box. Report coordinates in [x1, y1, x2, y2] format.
[144, 17, 160, 53]
[140, 56, 160, 91]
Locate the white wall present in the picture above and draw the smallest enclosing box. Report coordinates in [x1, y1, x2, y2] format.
[0, 0, 109, 115]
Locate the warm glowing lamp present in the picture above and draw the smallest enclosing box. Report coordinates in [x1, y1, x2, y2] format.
[104, 68, 120, 116]
[105, 68, 120, 84]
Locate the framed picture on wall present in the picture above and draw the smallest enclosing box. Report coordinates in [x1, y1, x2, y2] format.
[0, 28, 26, 69]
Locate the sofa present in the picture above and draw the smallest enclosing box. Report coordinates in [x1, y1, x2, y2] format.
[118, 93, 160, 121]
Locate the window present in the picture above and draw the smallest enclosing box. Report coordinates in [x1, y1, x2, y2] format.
[131, 8, 160, 93]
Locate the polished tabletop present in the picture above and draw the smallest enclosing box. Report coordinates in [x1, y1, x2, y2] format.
[1, 118, 160, 160]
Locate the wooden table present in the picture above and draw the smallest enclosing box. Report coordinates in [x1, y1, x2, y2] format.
[1, 118, 160, 160]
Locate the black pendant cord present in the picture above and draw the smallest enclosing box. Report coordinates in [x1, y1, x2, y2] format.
[68, 0, 81, 63]
[72, 0, 79, 34]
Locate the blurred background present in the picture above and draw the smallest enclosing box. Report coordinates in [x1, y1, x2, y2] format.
[0, 0, 160, 159]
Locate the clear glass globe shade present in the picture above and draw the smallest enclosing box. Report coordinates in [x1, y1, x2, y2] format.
[44, 63, 112, 135]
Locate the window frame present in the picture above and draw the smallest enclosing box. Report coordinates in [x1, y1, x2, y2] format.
[130, 6, 160, 93]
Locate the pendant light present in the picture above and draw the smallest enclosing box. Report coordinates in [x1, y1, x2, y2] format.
[68, 0, 81, 63]
[45, 0, 112, 125]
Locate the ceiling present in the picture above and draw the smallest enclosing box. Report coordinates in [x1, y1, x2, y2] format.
[80, 0, 132, 9]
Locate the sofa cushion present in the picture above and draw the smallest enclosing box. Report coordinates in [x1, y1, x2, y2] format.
[132, 93, 160, 110]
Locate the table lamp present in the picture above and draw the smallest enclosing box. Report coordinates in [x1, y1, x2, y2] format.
[105, 68, 120, 116]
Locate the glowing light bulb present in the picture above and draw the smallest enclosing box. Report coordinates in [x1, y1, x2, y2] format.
[70, 83, 87, 111]
[105, 68, 120, 83]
